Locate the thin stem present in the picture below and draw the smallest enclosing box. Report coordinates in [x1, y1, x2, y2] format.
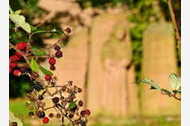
[167, 0, 181, 49]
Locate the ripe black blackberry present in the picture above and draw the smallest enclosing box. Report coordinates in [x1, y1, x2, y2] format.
[54, 45, 61, 51]
[55, 50, 63, 58]
[50, 65, 56, 70]
[78, 100, 83, 107]
[52, 97, 59, 104]
[38, 95, 44, 100]
[37, 111, 45, 118]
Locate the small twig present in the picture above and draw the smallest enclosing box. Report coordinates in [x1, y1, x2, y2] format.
[172, 94, 181, 101]
[167, 0, 181, 49]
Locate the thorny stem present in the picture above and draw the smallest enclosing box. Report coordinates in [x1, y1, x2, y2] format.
[172, 93, 181, 101]
[167, 0, 181, 52]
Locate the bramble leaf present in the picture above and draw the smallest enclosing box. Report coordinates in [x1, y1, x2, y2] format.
[68, 102, 77, 110]
[169, 73, 181, 91]
[39, 65, 53, 75]
[31, 48, 47, 56]
[29, 58, 40, 72]
[141, 78, 161, 90]
[9, 9, 31, 33]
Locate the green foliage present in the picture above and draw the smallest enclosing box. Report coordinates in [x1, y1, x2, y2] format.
[39, 65, 53, 76]
[29, 58, 53, 75]
[141, 73, 181, 100]
[68, 101, 77, 110]
[29, 58, 40, 72]
[9, 8, 31, 33]
[169, 73, 181, 91]
[31, 47, 47, 56]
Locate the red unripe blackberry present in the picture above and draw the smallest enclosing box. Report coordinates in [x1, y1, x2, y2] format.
[54, 45, 61, 50]
[37, 111, 45, 118]
[10, 62, 17, 68]
[48, 57, 56, 65]
[9, 67, 13, 73]
[80, 109, 91, 117]
[50, 65, 56, 70]
[13, 69, 22, 76]
[85, 109, 91, 116]
[10, 55, 20, 62]
[16, 42, 27, 50]
[80, 110, 86, 117]
[55, 50, 63, 58]
[15, 52, 23, 58]
[45, 75, 52, 81]
[42, 117, 49, 124]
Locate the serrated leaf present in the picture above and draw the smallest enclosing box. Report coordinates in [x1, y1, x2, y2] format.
[169, 73, 181, 90]
[31, 48, 47, 56]
[141, 78, 161, 90]
[10, 112, 23, 126]
[39, 65, 53, 75]
[9, 10, 31, 33]
[29, 58, 40, 72]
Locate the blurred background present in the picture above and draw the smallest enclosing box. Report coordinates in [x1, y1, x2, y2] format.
[10, 0, 181, 126]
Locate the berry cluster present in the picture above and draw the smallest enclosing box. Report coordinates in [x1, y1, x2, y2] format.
[9, 42, 28, 76]
[9, 27, 90, 126]
[48, 44, 63, 71]
[26, 81, 90, 125]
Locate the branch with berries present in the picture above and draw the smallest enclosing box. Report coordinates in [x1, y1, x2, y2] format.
[9, 8, 90, 126]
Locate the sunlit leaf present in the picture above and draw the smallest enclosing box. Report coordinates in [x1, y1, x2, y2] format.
[9, 9, 31, 33]
[29, 58, 40, 72]
[31, 48, 47, 56]
[169, 73, 181, 91]
[39, 65, 53, 75]
[141, 78, 161, 90]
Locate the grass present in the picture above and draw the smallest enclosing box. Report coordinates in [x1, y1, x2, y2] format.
[10, 98, 180, 126]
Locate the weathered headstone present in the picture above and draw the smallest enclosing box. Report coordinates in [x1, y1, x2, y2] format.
[87, 12, 138, 116]
[142, 21, 180, 115]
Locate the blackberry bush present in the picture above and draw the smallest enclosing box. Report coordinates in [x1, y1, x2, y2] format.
[9, 8, 90, 126]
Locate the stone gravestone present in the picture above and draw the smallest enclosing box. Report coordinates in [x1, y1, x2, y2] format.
[87, 12, 138, 116]
[142, 21, 180, 115]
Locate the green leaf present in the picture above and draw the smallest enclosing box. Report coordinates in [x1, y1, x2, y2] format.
[169, 73, 181, 91]
[39, 65, 53, 75]
[31, 48, 47, 56]
[29, 58, 40, 72]
[9, 9, 31, 33]
[68, 102, 77, 110]
[141, 78, 161, 90]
